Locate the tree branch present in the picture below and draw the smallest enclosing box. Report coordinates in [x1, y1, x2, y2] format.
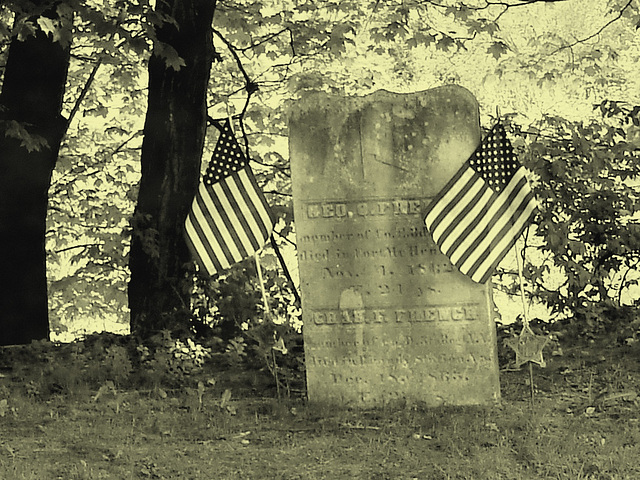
[211, 27, 258, 159]
[235, 28, 291, 53]
[263, 190, 292, 197]
[466, 0, 568, 9]
[537, 0, 633, 60]
[273, 228, 296, 248]
[112, 130, 143, 155]
[249, 156, 291, 177]
[618, 258, 640, 305]
[52, 243, 103, 254]
[212, 27, 252, 87]
[65, 57, 102, 132]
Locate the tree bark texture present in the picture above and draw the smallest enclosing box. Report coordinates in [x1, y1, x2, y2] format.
[0, 8, 70, 345]
[129, 0, 217, 338]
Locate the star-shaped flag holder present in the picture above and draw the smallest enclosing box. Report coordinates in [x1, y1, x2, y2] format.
[505, 323, 549, 368]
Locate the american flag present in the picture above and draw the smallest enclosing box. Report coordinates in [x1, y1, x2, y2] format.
[424, 123, 537, 284]
[185, 119, 273, 276]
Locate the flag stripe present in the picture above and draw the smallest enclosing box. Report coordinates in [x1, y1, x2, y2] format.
[441, 183, 498, 258]
[232, 169, 273, 243]
[435, 176, 487, 249]
[237, 167, 274, 236]
[185, 214, 223, 273]
[469, 194, 537, 283]
[217, 175, 259, 255]
[463, 187, 534, 277]
[450, 170, 529, 267]
[471, 187, 535, 272]
[451, 171, 528, 265]
[440, 187, 494, 256]
[188, 171, 273, 275]
[194, 185, 237, 267]
[208, 181, 249, 260]
[425, 167, 476, 237]
[225, 173, 262, 250]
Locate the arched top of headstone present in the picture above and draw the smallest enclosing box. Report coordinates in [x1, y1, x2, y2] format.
[289, 85, 481, 200]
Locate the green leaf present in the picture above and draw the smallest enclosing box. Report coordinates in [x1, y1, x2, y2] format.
[154, 42, 186, 71]
[259, 253, 279, 270]
[436, 35, 455, 51]
[487, 41, 509, 60]
[14, 20, 37, 41]
[328, 24, 355, 55]
[37, 17, 57, 37]
[4, 121, 49, 152]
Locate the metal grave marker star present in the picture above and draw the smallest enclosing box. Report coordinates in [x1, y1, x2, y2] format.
[505, 323, 549, 368]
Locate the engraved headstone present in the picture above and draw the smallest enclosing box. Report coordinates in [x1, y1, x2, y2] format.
[290, 86, 500, 406]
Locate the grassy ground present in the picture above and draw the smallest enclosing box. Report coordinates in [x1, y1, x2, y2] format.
[1, 339, 640, 479]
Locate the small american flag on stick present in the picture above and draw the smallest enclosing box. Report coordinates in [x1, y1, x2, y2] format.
[185, 119, 273, 276]
[424, 123, 537, 284]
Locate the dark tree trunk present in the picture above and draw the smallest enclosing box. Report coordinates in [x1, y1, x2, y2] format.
[0, 9, 70, 346]
[128, 0, 217, 339]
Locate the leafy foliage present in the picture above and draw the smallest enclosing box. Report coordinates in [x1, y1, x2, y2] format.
[189, 248, 304, 395]
[494, 101, 640, 337]
[1, 0, 639, 342]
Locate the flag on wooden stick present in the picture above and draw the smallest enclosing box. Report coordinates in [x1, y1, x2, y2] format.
[424, 123, 537, 284]
[185, 119, 273, 276]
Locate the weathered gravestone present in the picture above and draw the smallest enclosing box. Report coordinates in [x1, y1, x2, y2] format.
[289, 85, 500, 406]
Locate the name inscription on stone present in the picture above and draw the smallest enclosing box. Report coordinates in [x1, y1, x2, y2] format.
[297, 198, 470, 308]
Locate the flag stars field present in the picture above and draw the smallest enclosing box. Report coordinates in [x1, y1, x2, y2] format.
[469, 129, 519, 193]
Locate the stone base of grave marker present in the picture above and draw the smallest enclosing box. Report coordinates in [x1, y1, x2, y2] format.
[290, 86, 500, 407]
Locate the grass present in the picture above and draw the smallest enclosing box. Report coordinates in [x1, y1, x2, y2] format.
[1, 339, 640, 479]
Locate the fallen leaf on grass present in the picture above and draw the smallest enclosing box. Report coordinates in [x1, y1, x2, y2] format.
[3, 444, 15, 457]
[220, 389, 232, 407]
[485, 422, 499, 432]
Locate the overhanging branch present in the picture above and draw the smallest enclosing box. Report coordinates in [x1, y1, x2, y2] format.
[66, 49, 108, 132]
[535, 0, 634, 61]
[211, 26, 258, 159]
[52, 242, 103, 254]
